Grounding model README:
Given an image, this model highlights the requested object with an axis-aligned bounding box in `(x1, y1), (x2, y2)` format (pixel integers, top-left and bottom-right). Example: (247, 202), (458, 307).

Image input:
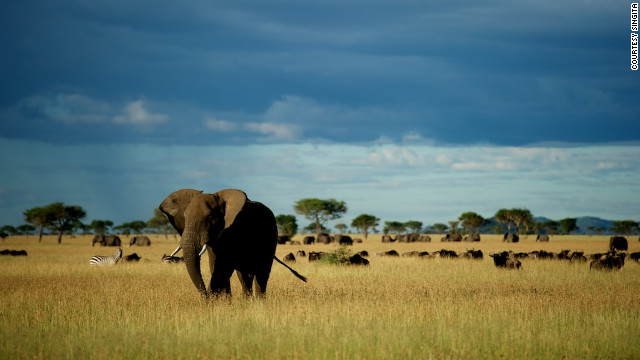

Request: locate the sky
(1, 0), (639, 231)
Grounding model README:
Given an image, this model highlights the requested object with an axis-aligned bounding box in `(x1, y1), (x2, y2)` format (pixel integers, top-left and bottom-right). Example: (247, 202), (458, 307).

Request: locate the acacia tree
(148, 208), (173, 238)
(429, 223), (448, 234)
(294, 198), (347, 237)
(558, 218), (578, 235)
(458, 212), (486, 234)
(610, 220), (639, 235)
(384, 221), (405, 235)
(45, 202), (87, 244)
(90, 220), (113, 235)
(275, 214), (298, 236)
(404, 221), (423, 234)
(24, 206), (50, 242)
(351, 214), (379, 239)
(334, 223), (348, 234)
(511, 209), (533, 234)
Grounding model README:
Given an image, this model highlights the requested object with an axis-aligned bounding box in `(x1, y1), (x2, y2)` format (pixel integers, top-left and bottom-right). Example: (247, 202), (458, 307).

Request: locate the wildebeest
(503, 233), (519, 243)
(283, 253), (296, 262)
(459, 249), (483, 259)
(434, 249), (458, 258)
(335, 235), (353, 246)
(536, 234), (549, 242)
(629, 252), (640, 262)
(308, 251), (328, 262)
(609, 236), (628, 251)
(348, 254), (369, 265)
(0, 249), (27, 256)
(376, 250), (400, 257)
(296, 250), (306, 257)
(590, 252), (626, 271)
(303, 236), (315, 245)
(569, 251), (587, 263)
(161, 254), (184, 264)
(356, 250), (369, 257)
(123, 253), (141, 262)
(490, 251), (521, 269)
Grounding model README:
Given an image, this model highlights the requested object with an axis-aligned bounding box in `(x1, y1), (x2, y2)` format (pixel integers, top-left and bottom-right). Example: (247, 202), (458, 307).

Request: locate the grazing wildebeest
(283, 253), (296, 262)
(376, 250), (400, 257)
(308, 251), (328, 262)
(609, 236), (628, 251)
(348, 254), (369, 265)
(536, 234), (549, 242)
(435, 249), (458, 258)
(296, 250), (306, 257)
(161, 254), (184, 264)
(335, 235), (353, 246)
(569, 251), (587, 263)
(356, 250), (369, 257)
(123, 253), (141, 262)
(490, 251), (521, 269)
(590, 252), (626, 271)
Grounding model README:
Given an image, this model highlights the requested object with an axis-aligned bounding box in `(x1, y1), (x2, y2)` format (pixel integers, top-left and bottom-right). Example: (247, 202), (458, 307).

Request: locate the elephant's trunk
(181, 232), (208, 298)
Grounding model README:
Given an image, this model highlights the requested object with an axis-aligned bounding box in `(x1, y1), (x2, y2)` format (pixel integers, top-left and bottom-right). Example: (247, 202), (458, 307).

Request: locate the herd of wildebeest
(276, 233), (639, 271)
(1, 233), (639, 271)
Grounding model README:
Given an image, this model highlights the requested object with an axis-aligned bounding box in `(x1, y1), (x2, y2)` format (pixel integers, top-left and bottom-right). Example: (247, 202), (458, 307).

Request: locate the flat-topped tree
(294, 198), (347, 237)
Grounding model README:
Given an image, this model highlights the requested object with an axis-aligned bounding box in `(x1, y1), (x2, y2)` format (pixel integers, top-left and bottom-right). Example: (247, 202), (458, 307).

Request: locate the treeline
(281, 200), (639, 237)
(0, 202), (172, 243)
(2, 199), (638, 243)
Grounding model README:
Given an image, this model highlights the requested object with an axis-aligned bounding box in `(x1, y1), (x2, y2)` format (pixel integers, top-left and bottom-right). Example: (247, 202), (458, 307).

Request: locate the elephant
(463, 233), (481, 242)
(303, 236), (315, 245)
(159, 188), (306, 299)
(536, 234), (549, 242)
(441, 233), (462, 242)
(129, 235), (151, 246)
(503, 233), (519, 243)
(381, 235), (395, 243)
(92, 234), (122, 247)
(609, 236), (628, 251)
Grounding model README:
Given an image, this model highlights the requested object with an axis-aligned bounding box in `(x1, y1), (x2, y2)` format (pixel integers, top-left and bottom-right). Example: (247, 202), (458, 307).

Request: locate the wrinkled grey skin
(129, 235), (151, 246)
(92, 234), (122, 247)
(160, 189), (304, 299)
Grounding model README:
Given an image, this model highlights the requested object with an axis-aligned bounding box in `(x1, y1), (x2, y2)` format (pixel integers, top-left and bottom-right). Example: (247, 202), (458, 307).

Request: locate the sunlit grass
(0, 234), (639, 359)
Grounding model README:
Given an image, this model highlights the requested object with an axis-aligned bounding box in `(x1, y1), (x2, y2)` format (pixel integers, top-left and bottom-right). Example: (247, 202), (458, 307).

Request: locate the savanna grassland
(1, 234), (639, 359)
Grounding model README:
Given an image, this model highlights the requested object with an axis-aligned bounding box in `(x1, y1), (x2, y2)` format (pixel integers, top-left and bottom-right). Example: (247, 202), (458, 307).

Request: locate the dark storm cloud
(1, 0), (638, 145)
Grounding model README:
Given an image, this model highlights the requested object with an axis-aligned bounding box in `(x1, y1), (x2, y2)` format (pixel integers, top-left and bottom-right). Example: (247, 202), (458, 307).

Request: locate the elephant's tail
(273, 256), (307, 282)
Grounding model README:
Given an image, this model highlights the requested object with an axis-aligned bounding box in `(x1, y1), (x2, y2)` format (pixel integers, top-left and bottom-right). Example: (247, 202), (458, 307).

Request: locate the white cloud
(204, 116), (238, 132)
(113, 99), (168, 125)
(244, 122), (300, 140)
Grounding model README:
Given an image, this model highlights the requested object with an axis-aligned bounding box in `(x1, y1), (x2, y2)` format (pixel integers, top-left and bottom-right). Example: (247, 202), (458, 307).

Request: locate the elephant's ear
(159, 189), (203, 235)
(214, 189), (247, 230)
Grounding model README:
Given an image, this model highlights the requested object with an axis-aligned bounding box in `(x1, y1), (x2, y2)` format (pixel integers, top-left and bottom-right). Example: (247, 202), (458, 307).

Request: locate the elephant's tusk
(198, 244), (208, 257)
(170, 245), (182, 257)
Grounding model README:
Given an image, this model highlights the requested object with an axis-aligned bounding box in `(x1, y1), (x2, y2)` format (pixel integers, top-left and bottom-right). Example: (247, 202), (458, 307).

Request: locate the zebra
(89, 247), (123, 266)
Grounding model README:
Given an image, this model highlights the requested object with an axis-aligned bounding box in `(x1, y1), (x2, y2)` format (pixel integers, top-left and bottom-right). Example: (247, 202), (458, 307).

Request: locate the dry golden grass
(1, 234), (639, 359)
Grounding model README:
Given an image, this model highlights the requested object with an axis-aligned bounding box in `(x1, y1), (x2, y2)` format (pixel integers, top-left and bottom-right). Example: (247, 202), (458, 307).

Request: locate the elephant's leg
(254, 272), (271, 298)
(236, 271), (255, 297)
(209, 264), (234, 297)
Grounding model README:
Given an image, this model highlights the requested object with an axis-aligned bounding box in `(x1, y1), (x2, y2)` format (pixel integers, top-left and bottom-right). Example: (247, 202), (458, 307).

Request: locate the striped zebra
(89, 247), (123, 266)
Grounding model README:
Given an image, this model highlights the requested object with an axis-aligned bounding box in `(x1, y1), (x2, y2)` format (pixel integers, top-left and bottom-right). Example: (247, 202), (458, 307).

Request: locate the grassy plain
(1, 234), (639, 359)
